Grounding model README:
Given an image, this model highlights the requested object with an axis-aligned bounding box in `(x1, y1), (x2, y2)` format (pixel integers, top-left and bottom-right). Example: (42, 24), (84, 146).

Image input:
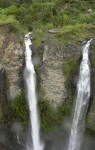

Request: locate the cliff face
(0, 26), (24, 149)
(40, 38), (80, 108)
(0, 26), (24, 101)
(40, 38), (95, 133)
(0, 26), (95, 135)
(86, 40), (95, 131)
(40, 39), (67, 108)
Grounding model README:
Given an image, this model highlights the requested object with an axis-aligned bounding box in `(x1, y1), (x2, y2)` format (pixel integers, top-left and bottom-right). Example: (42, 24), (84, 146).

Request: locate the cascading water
(68, 40), (92, 150)
(24, 32), (44, 150)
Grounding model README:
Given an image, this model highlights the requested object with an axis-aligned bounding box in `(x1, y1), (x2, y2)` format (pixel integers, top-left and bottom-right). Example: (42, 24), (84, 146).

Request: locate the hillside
(0, 1), (95, 45)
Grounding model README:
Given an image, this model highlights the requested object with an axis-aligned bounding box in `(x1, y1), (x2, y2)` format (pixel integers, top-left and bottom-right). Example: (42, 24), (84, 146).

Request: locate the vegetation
(39, 98), (58, 132)
(0, 88), (72, 132)
(64, 59), (78, 80)
(8, 91), (29, 125)
(0, 1), (95, 44)
(39, 98), (73, 132)
(86, 104), (95, 137)
(0, 0), (95, 134)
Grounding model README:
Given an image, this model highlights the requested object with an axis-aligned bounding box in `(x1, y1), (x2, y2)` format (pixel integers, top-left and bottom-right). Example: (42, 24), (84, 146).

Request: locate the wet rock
(78, 40), (87, 45)
(87, 39), (95, 131)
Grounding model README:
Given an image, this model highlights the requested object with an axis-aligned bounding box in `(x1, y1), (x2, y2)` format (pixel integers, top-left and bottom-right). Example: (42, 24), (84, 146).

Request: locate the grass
(0, 1), (95, 44)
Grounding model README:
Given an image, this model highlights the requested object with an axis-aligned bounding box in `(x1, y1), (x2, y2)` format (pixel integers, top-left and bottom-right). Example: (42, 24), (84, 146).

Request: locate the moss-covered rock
(86, 40), (95, 135)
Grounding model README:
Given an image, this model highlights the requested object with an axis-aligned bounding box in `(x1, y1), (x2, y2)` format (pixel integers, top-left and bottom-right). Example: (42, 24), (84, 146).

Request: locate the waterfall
(24, 32), (44, 150)
(68, 40), (92, 150)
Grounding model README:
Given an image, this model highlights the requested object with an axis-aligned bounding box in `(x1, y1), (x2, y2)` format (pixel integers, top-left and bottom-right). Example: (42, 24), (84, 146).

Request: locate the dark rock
(67, 43), (77, 51)
(86, 39), (95, 131)
(78, 40), (87, 45)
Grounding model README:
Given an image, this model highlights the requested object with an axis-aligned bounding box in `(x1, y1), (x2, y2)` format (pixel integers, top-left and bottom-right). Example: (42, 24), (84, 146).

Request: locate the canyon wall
(0, 26), (95, 134)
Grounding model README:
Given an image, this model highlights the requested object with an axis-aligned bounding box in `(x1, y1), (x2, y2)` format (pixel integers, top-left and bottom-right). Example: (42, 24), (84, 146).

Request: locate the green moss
(64, 59), (77, 80)
(91, 46), (95, 69)
(57, 100), (73, 123)
(39, 99), (58, 132)
(86, 111), (95, 130)
(38, 97), (73, 133)
(85, 128), (95, 138)
(9, 91), (29, 125)
(37, 87), (73, 133)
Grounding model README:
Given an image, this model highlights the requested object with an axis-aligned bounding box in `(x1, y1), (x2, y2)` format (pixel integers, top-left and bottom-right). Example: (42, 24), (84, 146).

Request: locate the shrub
(39, 99), (58, 132)
(9, 91), (29, 125)
(38, 98), (73, 132)
(63, 59), (77, 80)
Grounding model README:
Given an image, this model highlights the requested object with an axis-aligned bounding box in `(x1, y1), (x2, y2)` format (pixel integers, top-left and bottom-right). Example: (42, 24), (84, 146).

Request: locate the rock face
(40, 38), (67, 108)
(0, 25), (24, 149)
(40, 38), (95, 133)
(86, 39), (95, 131)
(0, 25), (95, 135)
(40, 39), (81, 108)
(0, 26), (23, 101)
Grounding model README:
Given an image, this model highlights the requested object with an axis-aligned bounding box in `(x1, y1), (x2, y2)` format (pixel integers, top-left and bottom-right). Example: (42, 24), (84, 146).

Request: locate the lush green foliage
(85, 128), (95, 138)
(39, 99), (58, 132)
(0, 1), (95, 44)
(9, 91), (29, 125)
(5, 88), (73, 132)
(39, 98), (73, 132)
(63, 59), (78, 80)
(36, 83), (73, 132)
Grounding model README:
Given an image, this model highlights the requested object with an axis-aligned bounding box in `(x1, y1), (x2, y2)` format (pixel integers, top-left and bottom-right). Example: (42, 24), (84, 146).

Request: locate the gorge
(0, 25), (95, 150)
(0, 1), (95, 150)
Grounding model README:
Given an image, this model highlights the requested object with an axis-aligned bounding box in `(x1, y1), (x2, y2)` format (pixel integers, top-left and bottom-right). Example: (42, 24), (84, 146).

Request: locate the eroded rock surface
(40, 38), (67, 108)
(0, 25), (23, 101)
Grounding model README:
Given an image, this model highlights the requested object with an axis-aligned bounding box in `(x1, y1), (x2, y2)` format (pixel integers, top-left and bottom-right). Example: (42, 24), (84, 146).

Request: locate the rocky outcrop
(86, 39), (95, 131)
(0, 25), (24, 101)
(40, 38), (66, 108)
(0, 68), (8, 123)
(0, 25), (24, 149)
(40, 38), (81, 108)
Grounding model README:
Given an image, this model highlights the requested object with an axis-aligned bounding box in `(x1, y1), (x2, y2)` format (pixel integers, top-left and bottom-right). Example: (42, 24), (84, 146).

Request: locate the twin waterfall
(24, 32), (91, 150)
(68, 40), (91, 150)
(24, 33), (44, 150)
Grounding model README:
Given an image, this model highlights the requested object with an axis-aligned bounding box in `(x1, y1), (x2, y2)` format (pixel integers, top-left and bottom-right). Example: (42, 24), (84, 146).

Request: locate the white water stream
(68, 40), (92, 150)
(24, 32), (44, 150)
